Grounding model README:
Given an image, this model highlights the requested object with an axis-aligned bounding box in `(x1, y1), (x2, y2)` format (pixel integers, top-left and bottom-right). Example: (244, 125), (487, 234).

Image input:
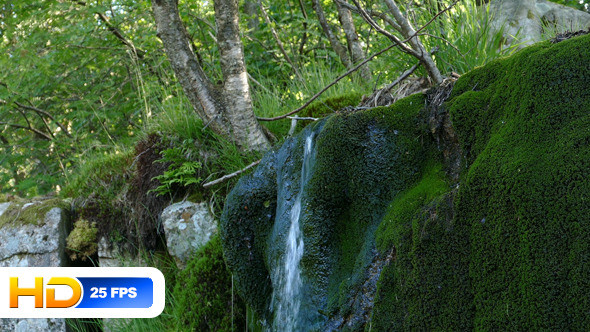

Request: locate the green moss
(0, 198), (67, 228)
(445, 33), (590, 329)
(66, 219), (98, 261)
(172, 235), (246, 331)
(376, 162), (449, 254)
(223, 33), (590, 331)
(300, 93), (363, 119)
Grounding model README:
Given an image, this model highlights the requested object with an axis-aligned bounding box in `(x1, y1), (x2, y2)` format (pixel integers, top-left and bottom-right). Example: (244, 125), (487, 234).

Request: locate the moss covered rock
(221, 93), (434, 329)
(222, 33), (590, 330)
(372, 33), (590, 330)
(172, 235), (246, 331)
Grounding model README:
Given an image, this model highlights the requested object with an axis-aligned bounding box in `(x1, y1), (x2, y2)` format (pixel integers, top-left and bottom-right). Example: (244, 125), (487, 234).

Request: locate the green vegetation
(172, 236), (246, 331)
(3, 0), (589, 330)
(447, 33), (590, 330)
(66, 219), (98, 261)
(370, 32), (590, 331)
(0, 198), (68, 228)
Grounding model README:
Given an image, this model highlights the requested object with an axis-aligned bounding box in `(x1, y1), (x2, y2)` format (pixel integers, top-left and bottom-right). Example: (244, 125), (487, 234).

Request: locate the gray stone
(488, 0), (590, 47)
(161, 201), (217, 269)
(0, 199), (70, 332)
(0, 206), (69, 268)
(98, 236), (142, 267)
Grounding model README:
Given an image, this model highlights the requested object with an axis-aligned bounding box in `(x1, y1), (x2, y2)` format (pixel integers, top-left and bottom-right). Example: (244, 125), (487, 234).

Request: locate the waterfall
(271, 132), (315, 331)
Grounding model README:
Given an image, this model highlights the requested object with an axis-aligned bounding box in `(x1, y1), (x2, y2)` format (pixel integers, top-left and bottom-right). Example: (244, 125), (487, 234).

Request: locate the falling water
(271, 132), (315, 331)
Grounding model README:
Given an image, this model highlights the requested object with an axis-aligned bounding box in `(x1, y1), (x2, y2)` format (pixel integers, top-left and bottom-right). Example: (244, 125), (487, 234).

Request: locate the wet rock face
(0, 199), (70, 332)
(161, 201), (217, 269)
(221, 94), (430, 330)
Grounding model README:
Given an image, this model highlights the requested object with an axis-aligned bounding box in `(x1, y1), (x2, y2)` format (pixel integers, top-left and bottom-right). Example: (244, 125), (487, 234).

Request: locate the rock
(0, 199), (69, 267)
(97, 236), (141, 267)
(0, 198), (70, 332)
(161, 201), (217, 269)
(488, 0), (590, 47)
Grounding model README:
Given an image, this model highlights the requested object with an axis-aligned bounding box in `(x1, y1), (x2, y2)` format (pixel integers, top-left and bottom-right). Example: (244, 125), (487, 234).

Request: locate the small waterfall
(271, 132), (315, 331)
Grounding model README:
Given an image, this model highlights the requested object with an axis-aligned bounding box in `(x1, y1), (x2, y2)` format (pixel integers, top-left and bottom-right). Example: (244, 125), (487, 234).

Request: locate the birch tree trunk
(152, 0), (270, 152)
(311, 0), (352, 68)
(334, 2), (371, 81)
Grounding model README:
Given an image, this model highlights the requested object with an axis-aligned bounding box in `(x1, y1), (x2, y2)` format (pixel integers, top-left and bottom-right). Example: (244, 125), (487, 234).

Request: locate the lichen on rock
(66, 219), (98, 262)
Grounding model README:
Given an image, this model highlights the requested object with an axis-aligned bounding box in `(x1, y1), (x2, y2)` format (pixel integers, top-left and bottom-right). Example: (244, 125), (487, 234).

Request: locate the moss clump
(66, 219), (98, 261)
(371, 170), (469, 331)
(370, 33), (590, 331)
(300, 93), (363, 118)
(375, 162), (449, 254)
(0, 198), (67, 229)
(172, 235), (246, 331)
(445, 33), (590, 330)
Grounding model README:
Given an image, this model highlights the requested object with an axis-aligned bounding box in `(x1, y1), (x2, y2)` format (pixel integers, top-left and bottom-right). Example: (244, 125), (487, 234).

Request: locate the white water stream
(271, 132), (315, 331)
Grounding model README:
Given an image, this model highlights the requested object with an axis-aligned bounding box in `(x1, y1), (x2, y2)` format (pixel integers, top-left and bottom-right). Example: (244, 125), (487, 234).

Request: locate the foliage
(149, 143), (202, 197)
(172, 235), (246, 331)
(66, 219), (98, 261)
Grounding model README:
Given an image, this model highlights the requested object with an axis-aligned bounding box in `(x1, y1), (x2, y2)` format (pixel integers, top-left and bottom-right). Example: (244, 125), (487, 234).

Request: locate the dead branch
(0, 122), (52, 140)
(257, 43), (396, 122)
(14, 101), (72, 137)
(259, 2), (304, 81)
(203, 159), (261, 188)
(72, 0), (145, 58)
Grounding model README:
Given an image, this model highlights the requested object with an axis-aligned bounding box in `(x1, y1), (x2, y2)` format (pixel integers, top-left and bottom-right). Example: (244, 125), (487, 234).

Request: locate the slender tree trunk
(151, 0), (270, 151)
(259, 1), (304, 80)
(383, 0), (443, 84)
(244, 0), (259, 31)
(311, 0), (352, 68)
(334, 1), (371, 81)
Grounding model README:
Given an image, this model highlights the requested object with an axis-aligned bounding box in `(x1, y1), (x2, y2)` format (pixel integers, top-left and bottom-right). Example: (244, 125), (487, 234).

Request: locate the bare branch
(259, 2), (304, 81)
(71, 0), (145, 58)
(0, 122), (52, 140)
(334, 0), (401, 32)
(14, 101), (72, 137)
(257, 44), (396, 122)
(312, 0), (352, 68)
(203, 160), (261, 188)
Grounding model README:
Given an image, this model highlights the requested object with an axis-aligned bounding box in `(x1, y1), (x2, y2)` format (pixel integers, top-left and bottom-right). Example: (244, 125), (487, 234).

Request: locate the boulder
(488, 0), (590, 47)
(0, 198), (70, 332)
(161, 201), (217, 269)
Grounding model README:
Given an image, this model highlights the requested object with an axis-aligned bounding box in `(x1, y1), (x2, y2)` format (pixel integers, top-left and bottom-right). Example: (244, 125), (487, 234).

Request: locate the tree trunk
(311, 0), (352, 68)
(383, 0), (443, 85)
(151, 0), (270, 151)
(244, 0), (259, 31)
(334, 1), (371, 81)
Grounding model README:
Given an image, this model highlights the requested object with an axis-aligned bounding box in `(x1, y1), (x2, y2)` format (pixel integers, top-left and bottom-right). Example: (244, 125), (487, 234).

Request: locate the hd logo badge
(0, 267), (165, 318)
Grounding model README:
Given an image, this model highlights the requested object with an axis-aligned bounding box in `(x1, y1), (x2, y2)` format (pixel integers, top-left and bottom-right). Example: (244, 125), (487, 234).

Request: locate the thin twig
(412, 0), (460, 38)
(14, 101), (72, 137)
(203, 160), (261, 188)
(0, 122), (52, 140)
(257, 43), (396, 121)
(417, 33), (464, 56)
(259, 1), (304, 81)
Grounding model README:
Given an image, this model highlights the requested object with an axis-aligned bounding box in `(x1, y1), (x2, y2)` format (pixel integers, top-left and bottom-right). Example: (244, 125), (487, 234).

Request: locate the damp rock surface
(221, 34), (590, 331)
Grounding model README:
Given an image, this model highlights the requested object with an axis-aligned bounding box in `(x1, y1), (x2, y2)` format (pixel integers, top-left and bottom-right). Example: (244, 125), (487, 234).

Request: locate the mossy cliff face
(221, 33), (590, 330)
(446, 33), (590, 330)
(221, 94), (432, 329)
